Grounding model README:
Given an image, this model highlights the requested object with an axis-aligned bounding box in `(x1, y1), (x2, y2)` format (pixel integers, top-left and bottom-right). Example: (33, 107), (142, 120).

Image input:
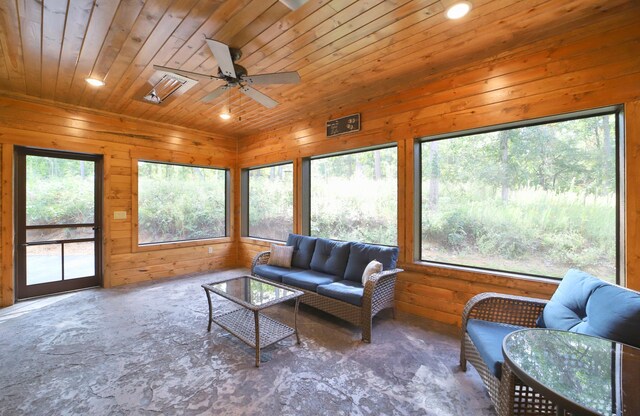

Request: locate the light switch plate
(114, 211), (127, 220)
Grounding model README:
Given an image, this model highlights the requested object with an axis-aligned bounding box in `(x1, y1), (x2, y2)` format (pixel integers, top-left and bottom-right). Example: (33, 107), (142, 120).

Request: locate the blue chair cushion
(317, 280), (364, 306)
(466, 319), (524, 379)
(585, 284), (640, 347)
(538, 269), (605, 330)
(343, 242), (399, 283)
(253, 264), (303, 282)
(539, 269), (640, 347)
(286, 234), (317, 269)
(309, 238), (351, 277)
(282, 270), (341, 292)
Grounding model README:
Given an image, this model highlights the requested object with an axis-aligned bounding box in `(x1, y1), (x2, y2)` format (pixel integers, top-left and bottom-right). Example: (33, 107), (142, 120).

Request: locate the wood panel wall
(0, 95), (237, 306)
(237, 12), (640, 326)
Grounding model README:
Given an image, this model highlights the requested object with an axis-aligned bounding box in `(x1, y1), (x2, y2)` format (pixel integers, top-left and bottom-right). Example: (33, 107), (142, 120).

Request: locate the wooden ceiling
(0, 0), (636, 137)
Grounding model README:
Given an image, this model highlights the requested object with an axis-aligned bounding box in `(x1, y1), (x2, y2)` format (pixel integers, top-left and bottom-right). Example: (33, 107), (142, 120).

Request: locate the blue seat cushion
(466, 319), (524, 379)
(309, 238), (351, 277)
(538, 269), (640, 348)
(286, 234), (317, 269)
(282, 270), (341, 292)
(343, 242), (399, 283)
(253, 264), (303, 282)
(317, 280), (364, 306)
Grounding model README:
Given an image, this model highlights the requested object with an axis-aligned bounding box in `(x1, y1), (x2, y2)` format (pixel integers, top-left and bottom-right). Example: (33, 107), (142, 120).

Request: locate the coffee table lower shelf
(211, 308), (297, 365)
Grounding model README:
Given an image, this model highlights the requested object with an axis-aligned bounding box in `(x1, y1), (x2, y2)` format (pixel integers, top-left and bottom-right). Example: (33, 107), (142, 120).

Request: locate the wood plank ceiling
(0, 0), (637, 137)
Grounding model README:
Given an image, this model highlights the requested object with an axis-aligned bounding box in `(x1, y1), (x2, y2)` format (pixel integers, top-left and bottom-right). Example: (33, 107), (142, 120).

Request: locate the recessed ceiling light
(446, 1), (472, 19)
(85, 78), (105, 87)
(219, 112), (231, 120)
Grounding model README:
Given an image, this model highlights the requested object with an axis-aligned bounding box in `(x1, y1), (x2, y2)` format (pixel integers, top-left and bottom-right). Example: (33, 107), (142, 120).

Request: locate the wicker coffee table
(202, 275), (303, 367)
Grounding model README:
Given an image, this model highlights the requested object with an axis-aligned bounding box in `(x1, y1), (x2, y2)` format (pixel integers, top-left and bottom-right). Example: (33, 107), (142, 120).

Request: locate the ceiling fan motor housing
(218, 64), (248, 83)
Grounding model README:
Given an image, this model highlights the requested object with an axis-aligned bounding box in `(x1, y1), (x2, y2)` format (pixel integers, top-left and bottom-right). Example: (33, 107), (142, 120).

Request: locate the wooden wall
(0, 95), (237, 306)
(237, 11), (640, 326)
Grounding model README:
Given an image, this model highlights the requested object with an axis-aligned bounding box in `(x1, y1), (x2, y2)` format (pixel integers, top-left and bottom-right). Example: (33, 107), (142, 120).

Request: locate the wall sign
(326, 113), (361, 137)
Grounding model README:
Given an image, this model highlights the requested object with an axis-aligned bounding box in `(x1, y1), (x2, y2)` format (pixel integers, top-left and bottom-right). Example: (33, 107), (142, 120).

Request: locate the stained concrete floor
(0, 268), (495, 415)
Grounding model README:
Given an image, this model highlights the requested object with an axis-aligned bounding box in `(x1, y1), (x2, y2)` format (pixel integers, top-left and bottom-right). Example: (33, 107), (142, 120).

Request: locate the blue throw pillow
(343, 242), (399, 283)
(309, 238), (351, 277)
(286, 234), (317, 269)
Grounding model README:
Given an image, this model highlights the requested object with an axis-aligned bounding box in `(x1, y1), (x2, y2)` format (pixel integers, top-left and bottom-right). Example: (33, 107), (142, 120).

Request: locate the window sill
(407, 260), (561, 286)
(240, 236), (286, 246)
(134, 236), (232, 252)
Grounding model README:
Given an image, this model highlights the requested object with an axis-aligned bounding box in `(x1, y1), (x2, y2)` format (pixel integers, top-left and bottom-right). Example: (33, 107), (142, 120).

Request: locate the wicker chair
(460, 292), (557, 416)
(252, 250), (402, 343)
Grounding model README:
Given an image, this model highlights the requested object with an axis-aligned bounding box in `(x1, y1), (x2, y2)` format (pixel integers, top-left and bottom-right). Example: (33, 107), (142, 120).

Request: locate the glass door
(15, 148), (102, 299)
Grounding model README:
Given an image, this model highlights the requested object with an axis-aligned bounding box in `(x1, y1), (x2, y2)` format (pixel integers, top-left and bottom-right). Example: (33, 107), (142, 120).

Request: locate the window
(245, 163), (293, 241)
(419, 109), (621, 283)
(137, 161), (227, 245)
(309, 147), (397, 245)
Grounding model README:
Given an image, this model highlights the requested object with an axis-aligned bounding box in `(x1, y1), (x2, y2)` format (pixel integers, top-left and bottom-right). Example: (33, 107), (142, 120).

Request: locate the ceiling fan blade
(201, 85), (231, 103)
(243, 71), (301, 85)
(153, 65), (220, 81)
(205, 38), (237, 78)
(240, 86), (278, 109)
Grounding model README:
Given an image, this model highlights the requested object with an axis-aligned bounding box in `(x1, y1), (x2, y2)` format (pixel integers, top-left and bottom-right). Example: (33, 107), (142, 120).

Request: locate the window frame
(415, 106), (624, 284)
(241, 161), (294, 242)
(303, 144), (399, 246)
(133, 159), (230, 251)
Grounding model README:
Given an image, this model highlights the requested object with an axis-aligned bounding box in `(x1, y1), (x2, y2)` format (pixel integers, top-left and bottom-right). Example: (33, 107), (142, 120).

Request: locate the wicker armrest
(462, 292), (548, 331)
(364, 268), (403, 290)
(251, 251), (271, 275)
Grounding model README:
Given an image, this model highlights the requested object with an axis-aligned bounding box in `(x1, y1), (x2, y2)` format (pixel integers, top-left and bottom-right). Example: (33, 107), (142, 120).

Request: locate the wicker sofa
(251, 233), (403, 342)
(460, 269), (640, 416)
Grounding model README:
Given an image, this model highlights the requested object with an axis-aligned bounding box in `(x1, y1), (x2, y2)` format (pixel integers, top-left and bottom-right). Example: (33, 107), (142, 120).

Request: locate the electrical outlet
(208, 247), (213, 254)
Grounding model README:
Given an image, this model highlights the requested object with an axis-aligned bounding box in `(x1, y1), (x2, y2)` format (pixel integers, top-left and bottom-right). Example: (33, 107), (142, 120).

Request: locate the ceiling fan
(153, 38), (300, 109)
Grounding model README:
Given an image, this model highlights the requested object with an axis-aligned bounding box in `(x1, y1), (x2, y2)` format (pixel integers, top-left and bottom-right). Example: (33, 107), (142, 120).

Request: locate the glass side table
(502, 328), (640, 416)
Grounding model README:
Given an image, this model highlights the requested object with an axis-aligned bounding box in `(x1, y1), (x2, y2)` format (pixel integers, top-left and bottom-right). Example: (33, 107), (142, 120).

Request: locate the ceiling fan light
(219, 112), (231, 120)
(446, 1), (472, 19)
(85, 77), (105, 87)
(279, 0), (308, 11)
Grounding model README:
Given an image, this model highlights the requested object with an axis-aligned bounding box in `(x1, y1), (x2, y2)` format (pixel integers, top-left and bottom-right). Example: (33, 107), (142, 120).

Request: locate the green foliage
(138, 163), (226, 243)
(421, 113), (618, 281)
(248, 165), (293, 241)
(27, 177), (95, 225)
(310, 147), (398, 246)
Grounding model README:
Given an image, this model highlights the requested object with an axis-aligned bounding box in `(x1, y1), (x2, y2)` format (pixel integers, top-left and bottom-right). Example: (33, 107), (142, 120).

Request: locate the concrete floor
(0, 268), (495, 416)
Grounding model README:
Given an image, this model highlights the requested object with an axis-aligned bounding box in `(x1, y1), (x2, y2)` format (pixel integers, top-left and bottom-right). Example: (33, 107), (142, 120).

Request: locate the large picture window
(247, 163), (293, 241)
(310, 147), (397, 246)
(138, 161), (227, 245)
(420, 109), (620, 283)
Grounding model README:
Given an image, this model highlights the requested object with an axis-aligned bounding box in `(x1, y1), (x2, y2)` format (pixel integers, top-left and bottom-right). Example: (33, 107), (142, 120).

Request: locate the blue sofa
(460, 269), (640, 415)
(251, 233), (403, 342)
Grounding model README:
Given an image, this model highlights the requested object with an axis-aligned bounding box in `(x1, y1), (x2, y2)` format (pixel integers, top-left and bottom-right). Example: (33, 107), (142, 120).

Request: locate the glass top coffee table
(202, 275), (303, 367)
(503, 328), (640, 416)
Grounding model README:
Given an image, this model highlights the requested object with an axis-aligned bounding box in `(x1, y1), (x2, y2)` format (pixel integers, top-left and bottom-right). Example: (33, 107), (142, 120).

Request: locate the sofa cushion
(466, 319), (525, 379)
(286, 234), (317, 269)
(343, 242), (399, 283)
(253, 264), (303, 282)
(282, 270), (341, 292)
(309, 238), (351, 277)
(317, 280), (364, 306)
(539, 269), (640, 348)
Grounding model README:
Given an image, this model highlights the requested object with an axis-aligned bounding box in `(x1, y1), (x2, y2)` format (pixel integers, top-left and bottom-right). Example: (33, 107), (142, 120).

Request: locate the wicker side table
(202, 275), (303, 367)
